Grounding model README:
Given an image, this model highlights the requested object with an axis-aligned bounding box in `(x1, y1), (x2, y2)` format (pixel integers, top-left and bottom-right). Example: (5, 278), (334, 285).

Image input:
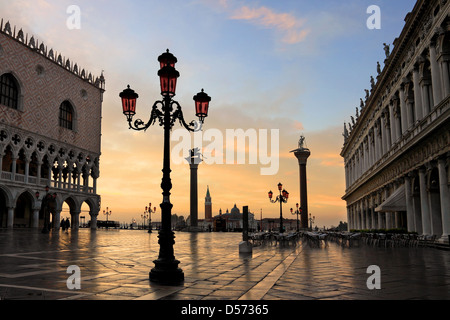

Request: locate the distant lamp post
(290, 203), (302, 232)
(268, 182), (289, 233)
(119, 49), (211, 285)
(309, 213), (315, 230)
(146, 203), (157, 233)
(103, 207), (112, 228)
(142, 209), (149, 230)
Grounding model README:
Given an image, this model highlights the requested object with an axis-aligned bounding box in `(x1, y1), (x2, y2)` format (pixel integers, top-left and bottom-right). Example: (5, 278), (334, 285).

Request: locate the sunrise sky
(0, 0), (417, 228)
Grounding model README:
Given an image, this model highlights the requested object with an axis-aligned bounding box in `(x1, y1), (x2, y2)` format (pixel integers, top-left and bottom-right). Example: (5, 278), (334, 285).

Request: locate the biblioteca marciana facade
(0, 19), (105, 229)
(342, 0), (450, 243)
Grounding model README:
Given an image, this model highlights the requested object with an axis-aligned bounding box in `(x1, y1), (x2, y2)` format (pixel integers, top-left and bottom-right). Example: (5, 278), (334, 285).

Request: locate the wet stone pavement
(0, 229), (449, 302)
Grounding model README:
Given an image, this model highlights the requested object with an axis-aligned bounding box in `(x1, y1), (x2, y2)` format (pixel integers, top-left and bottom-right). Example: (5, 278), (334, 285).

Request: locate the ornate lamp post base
(150, 259), (184, 284)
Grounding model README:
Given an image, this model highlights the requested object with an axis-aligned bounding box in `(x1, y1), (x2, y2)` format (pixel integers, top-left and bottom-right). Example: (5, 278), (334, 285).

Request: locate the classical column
(376, 193), (384, 229)
(11, 155), (17, 181)
(419, 168), (431, 235)
(437, 32), (450, 97)
(47, 162), (52, 187)
(24, 156), (30, 184)
(379, 118), (386, 156)
(413, 65), (423, 121)
(389, 101), (397, 143)
(36, 159), (42, 186)
(0, 148), (3, 174)
(53, 210), (61, 230)
(185, 149), (201, 231)
(90, 209), (98, 230)
(7, 207), (14, 229)
(374, 122), (380, 161)
(67, 163), (73, 191)
(404, 78), (416, 128)
(72, 211), (80, 230)
(405, 175), (415, 233)
(368, 134), (373, 168)
(399, 84), (408, 134)
(345, 163), (349, 189)
(75, 167), (81, 192)
(293, 145), (311, 229)
(57, 165), (63, 189)
(348, 207), (352, 230)
(430, 40), (443, 105)
(365, 198), (371, 230)
(438, 158), (450, 242)
(32, 209), (40, 228)
(384, 189), (392, 230)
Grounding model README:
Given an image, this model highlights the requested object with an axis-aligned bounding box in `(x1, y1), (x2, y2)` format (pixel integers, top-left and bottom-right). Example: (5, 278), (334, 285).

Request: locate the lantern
(278, 183), (282, 191)
(158, 65), (180, 97)
(120, 85), (139, 121)
(158, 49), (177, 69)
(193, 89), (211, 123)
(268, 190), (273, 199)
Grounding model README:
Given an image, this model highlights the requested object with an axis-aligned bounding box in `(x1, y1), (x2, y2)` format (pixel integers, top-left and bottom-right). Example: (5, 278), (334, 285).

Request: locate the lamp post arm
(171, 101), (201, 132)
(128, 101), (164, 131)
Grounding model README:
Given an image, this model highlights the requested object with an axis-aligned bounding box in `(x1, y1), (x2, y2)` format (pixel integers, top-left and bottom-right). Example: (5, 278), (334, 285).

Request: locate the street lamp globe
(193, 89), (211, 123)
(158, 49), (177, 69)
(120, 85), (139, 122)
(158, 65), (180, 97)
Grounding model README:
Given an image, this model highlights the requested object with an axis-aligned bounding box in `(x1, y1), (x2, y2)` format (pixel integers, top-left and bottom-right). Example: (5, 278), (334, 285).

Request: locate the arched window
(0, 73), (19, 109)
(59, 101), (74, 130)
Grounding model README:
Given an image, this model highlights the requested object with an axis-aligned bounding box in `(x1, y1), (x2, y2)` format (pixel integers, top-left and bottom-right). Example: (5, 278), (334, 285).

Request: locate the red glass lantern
(290, 208), (293, 213)
(120, 85), (139, 121)
(268, 190), (273, 199)
(158, 49), (177, 69)
(158, 65), (180, 97)
(285, 191), (289, 199)
(193, 89), (211, 123)
(296, 203), (299, 209)
(154, 207), (156, 212)
(278, 183), (282, 191)
(282, 189), (287, 198)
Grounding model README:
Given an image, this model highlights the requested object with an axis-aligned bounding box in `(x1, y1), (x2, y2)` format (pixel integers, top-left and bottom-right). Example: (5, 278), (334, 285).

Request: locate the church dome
(230, 204), (240, 215)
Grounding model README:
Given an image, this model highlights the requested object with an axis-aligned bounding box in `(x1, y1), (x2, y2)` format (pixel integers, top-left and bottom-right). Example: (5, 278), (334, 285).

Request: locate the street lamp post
(309, 213), (315, 230)
(290, 203), (302, 232)
(147, 203), (157, 233)
(142, 209), (148, 230)
(103, 207), (112, 228)
(268, 182), (289, 233)
(119, 49), (211, 285)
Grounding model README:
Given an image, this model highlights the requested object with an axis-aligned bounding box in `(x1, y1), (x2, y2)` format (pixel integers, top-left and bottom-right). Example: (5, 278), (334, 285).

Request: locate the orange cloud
(230, 5), (310, 44)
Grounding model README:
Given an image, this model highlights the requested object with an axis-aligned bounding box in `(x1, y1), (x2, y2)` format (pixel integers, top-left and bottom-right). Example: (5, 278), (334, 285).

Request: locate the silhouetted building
(0, 19), (105, 229)
(341, 1), (449, 243)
